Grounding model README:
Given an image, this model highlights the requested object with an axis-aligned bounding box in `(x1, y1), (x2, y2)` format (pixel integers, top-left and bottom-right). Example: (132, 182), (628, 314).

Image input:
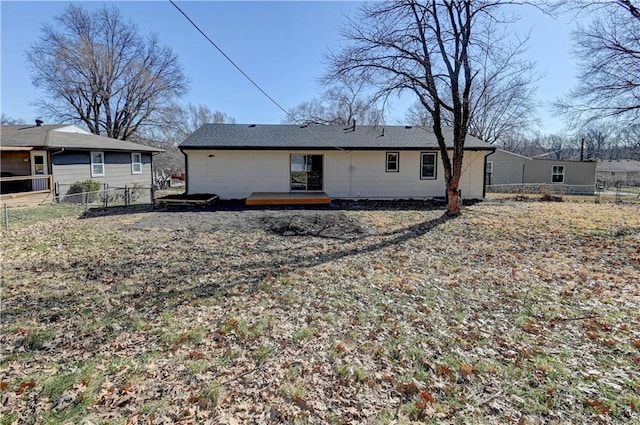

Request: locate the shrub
(129, 183), (143, 202)
(64, 180), (101, 203)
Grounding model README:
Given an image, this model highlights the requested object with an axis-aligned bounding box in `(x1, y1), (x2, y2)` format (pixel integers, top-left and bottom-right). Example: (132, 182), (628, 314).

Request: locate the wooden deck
(246, 192), (331, 206)
(0, 190), (54, 207)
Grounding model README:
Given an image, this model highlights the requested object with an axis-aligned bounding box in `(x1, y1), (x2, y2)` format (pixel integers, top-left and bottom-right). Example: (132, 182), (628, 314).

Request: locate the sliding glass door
(290, 154), (323, 191)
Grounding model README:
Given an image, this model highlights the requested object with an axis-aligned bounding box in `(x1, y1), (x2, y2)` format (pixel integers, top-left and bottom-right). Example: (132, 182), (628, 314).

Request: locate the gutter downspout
(151, 151), (161, 193)
(483, 149), (495, 199)
(180, 148), (188, 194)
(49, 148), (65, 199)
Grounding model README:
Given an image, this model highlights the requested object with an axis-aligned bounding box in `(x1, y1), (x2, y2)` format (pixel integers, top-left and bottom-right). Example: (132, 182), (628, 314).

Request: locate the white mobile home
(180, 124), (495, 201)
(487, 149), (597, 189)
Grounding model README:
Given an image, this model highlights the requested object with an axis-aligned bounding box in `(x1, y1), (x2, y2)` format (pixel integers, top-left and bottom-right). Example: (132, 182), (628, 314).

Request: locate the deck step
(246, 192), (331, 206)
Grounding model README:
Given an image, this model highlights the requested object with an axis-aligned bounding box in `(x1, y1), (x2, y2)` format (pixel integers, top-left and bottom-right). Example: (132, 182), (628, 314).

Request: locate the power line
(169, 0), (295, 121)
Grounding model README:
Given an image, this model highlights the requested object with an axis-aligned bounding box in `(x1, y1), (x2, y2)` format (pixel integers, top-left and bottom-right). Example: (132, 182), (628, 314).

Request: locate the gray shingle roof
(1, 124), (162, 152)
(180, 124), (494, 151)
(597, 159), (640, 172)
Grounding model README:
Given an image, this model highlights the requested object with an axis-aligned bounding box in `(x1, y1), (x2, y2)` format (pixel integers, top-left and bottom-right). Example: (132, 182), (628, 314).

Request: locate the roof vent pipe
(35, 119), (44, 126)
(352, 120), (356, 131)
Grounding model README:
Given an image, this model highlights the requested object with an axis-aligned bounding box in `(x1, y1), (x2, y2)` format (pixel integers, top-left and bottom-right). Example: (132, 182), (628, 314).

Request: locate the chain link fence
(54, 182), (154, 208)
(487, 182), (640, 203)
(486, 183), (596, 196)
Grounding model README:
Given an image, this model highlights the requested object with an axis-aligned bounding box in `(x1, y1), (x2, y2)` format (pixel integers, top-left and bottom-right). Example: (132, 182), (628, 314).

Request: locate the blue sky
(1, 1), (578, 133)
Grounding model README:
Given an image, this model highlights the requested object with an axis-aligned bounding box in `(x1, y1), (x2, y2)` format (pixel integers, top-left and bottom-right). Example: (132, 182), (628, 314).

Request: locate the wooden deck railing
(0, 174), (53, 195)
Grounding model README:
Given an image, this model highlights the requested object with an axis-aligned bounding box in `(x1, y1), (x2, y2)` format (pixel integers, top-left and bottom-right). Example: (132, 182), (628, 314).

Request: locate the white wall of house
(185, 149), (489, 200)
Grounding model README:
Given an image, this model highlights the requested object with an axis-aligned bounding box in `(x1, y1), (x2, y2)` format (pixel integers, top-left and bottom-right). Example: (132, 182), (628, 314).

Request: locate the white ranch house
(179, 124), (495, 202)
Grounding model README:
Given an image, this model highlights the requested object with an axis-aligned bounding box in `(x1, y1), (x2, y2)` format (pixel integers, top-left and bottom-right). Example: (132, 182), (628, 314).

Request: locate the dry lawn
(1, 200), (639, 424)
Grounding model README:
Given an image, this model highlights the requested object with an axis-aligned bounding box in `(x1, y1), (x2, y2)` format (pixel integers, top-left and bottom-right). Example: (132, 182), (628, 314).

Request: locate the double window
(132, 152), (142, 174)
(386, 152), (399, 172)
(552, 165), (565, 183)
(420, 152), (437, 179)
(91, 152), (105, 177)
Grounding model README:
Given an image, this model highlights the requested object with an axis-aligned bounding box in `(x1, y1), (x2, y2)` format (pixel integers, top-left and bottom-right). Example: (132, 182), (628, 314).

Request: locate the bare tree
(26, 4), (188, 141)
(579, 124), (612, 160)
(555, 0), (640, 127)
(467, 25), (539, 145)
(284, 76), (384, 126)
(1, 115), (27, 125)
(405, 101), (434, 127)
(497, 132), (546, 157)
(407, 53), (539, 146)
(327, 1), (534, 215)
(132, 103), (236, 180)
(537, 133), (576, 160)
(162, 103), (236, 140)
(614, 124), (640, 159)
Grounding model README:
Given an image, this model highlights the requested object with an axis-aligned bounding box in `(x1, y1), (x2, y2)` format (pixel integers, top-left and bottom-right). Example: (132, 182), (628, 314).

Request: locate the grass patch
(1, 203), (84, 230)
(1, 201), (639, 423)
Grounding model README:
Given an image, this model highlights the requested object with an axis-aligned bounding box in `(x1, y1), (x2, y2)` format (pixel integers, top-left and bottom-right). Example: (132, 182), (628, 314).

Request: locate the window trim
(420, 152), (437, 180)
(131, 152), (142, 174)
(90, 151), (105, 177)
(386, 152), (399, 172)
(486, 160), (494, 174)
(552, 165), (565, 183)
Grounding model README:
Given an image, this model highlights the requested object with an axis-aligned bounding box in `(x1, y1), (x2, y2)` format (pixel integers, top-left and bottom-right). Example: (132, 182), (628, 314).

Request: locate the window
(290, 155), (323, 191)
(486, 161), (494, 174)
(552, 165), (565, 183)
(131, 152), (142, 174)
(386, 152), (399, 172)
(420, 152), (437, 179)
(91, 152), (105, 177)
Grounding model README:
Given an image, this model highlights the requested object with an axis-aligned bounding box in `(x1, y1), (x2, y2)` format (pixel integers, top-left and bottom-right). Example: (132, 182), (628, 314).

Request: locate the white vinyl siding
(131, 152), (142, 174)
(91, 152), (105, 177)
(185, 149), (489, 200)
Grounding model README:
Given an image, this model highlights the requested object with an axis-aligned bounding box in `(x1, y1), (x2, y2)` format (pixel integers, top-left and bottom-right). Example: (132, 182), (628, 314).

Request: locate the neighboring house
(179, 124), (495, 201)
(1, 123), (161, 206)
(486, 149), (597, 192)
(597, 160), (640, 186)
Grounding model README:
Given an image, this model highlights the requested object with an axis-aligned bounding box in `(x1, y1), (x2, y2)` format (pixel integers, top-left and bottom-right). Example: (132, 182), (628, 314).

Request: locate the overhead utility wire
(169, 0), (295, 121)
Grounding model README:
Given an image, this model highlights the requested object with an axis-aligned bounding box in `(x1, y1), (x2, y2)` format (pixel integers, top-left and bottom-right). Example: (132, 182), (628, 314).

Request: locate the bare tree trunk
(326, 1), (534, 216)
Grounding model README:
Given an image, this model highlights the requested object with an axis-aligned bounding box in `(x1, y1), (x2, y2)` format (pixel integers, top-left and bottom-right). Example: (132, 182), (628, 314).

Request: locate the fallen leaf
(585, 399), (612, 415)
(460, 364), (474, 379)
(420, 391), (435, 404)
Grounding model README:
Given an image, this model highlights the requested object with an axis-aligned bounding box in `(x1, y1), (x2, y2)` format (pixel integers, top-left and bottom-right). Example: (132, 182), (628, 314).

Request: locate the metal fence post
(4, 203), (8, 231)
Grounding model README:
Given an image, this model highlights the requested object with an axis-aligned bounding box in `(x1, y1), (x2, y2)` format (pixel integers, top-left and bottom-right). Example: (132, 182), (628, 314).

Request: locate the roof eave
(180, 145), (494, 151)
